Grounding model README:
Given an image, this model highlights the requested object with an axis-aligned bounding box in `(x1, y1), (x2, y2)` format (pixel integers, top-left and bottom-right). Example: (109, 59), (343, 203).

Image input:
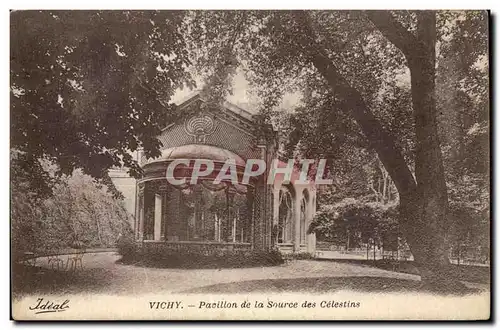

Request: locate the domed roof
(144, 144), (246, 167)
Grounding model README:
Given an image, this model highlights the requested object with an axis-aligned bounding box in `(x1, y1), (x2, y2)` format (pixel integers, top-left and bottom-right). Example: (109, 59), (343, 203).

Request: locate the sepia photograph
(9, 8), (490, 321)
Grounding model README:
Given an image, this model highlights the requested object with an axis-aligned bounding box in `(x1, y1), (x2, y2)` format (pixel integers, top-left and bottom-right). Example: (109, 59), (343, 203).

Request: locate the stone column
(225, 186), (236, 242)
(307, 190), (316, 255)
(159, 181), (168, 241)
(293, 188), (303, 252)
(247, 186), (255, 247)
(253, 184), (264, 250)
(253, 142), (267, 251)
(137, 183), (145, 241)
(154, 193), (162, 241)
(271, 188), (280, 247)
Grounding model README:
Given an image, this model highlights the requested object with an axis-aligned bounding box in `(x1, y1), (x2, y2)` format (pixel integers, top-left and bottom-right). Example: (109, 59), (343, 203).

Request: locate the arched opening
(277, 186), (293, 244)
(300, 197), (307, 245)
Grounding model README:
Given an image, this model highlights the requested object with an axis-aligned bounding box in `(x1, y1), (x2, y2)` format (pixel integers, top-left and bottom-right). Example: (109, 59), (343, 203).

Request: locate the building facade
(111, 93), (317, 255)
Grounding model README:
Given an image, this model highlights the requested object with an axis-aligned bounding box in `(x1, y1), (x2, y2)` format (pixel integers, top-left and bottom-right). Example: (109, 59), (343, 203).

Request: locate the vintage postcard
(10, 9), (490, 321)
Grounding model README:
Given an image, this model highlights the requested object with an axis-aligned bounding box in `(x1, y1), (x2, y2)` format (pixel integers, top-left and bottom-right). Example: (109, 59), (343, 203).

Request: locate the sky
(171, 69), (301, 114)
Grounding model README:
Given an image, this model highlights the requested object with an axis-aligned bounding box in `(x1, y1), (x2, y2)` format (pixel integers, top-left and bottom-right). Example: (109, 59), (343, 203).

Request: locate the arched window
(277, 187), (293, 244)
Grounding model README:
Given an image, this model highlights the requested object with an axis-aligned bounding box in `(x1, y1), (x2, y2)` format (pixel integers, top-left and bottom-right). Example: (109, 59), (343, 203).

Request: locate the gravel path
(19, 252), (421, 296)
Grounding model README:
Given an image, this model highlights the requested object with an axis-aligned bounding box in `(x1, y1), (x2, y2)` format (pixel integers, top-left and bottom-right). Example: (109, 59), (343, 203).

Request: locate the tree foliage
(185, 10), (489, 281)
(11, 10), (195, 195)
(12, 163), (132, 259)
(309, 198), (400, 250)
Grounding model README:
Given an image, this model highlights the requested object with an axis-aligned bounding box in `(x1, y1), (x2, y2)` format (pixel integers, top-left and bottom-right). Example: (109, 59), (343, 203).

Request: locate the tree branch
(363, 10), (420, 60)
(291, 11), (417, 197)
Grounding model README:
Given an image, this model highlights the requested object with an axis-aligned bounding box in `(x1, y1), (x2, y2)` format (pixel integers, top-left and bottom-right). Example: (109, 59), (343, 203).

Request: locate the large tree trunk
(368, 11), (453, 286)
(293, 11), (457, 287)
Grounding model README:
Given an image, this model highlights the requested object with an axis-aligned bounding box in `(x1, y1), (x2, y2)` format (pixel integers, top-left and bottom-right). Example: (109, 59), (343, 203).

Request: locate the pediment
(153, 92), (261, 161)
(166, 92), (256, 136)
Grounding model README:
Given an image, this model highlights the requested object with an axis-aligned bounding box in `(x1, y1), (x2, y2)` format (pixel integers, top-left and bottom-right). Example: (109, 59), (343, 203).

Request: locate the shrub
(11, 166), (134, 258)
(118, 247), (285, 269)
(285, 252), (313, 260)
(251, 249), (285, 265)
(116, 234), (137, 260)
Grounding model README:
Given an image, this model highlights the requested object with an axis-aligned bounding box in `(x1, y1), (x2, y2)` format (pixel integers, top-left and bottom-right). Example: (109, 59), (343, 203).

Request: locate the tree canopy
(12, 160), (132, 259)
(11, 10), (195, 195)
(184, 10), (489, 284)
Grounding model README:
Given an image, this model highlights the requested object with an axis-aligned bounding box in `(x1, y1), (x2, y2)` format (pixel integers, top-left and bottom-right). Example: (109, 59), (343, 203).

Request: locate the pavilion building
(111, 92), (317, 255)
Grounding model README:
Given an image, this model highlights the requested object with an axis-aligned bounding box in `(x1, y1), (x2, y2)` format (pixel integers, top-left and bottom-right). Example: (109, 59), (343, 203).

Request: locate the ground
(12, 252), (489, 298)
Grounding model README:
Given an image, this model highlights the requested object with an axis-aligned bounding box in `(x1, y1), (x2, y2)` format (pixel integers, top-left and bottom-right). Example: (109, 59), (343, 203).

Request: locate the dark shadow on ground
(315, 259), (490, 284)
(12, 258), (488, 298)
(11, 263), (115, 298)
(178, 276), (482, 296)
(115, 252), (285, 269)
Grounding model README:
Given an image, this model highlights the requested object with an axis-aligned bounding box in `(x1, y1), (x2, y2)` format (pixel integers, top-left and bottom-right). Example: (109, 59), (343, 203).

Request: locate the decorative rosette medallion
(184, 115), (216, 143)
